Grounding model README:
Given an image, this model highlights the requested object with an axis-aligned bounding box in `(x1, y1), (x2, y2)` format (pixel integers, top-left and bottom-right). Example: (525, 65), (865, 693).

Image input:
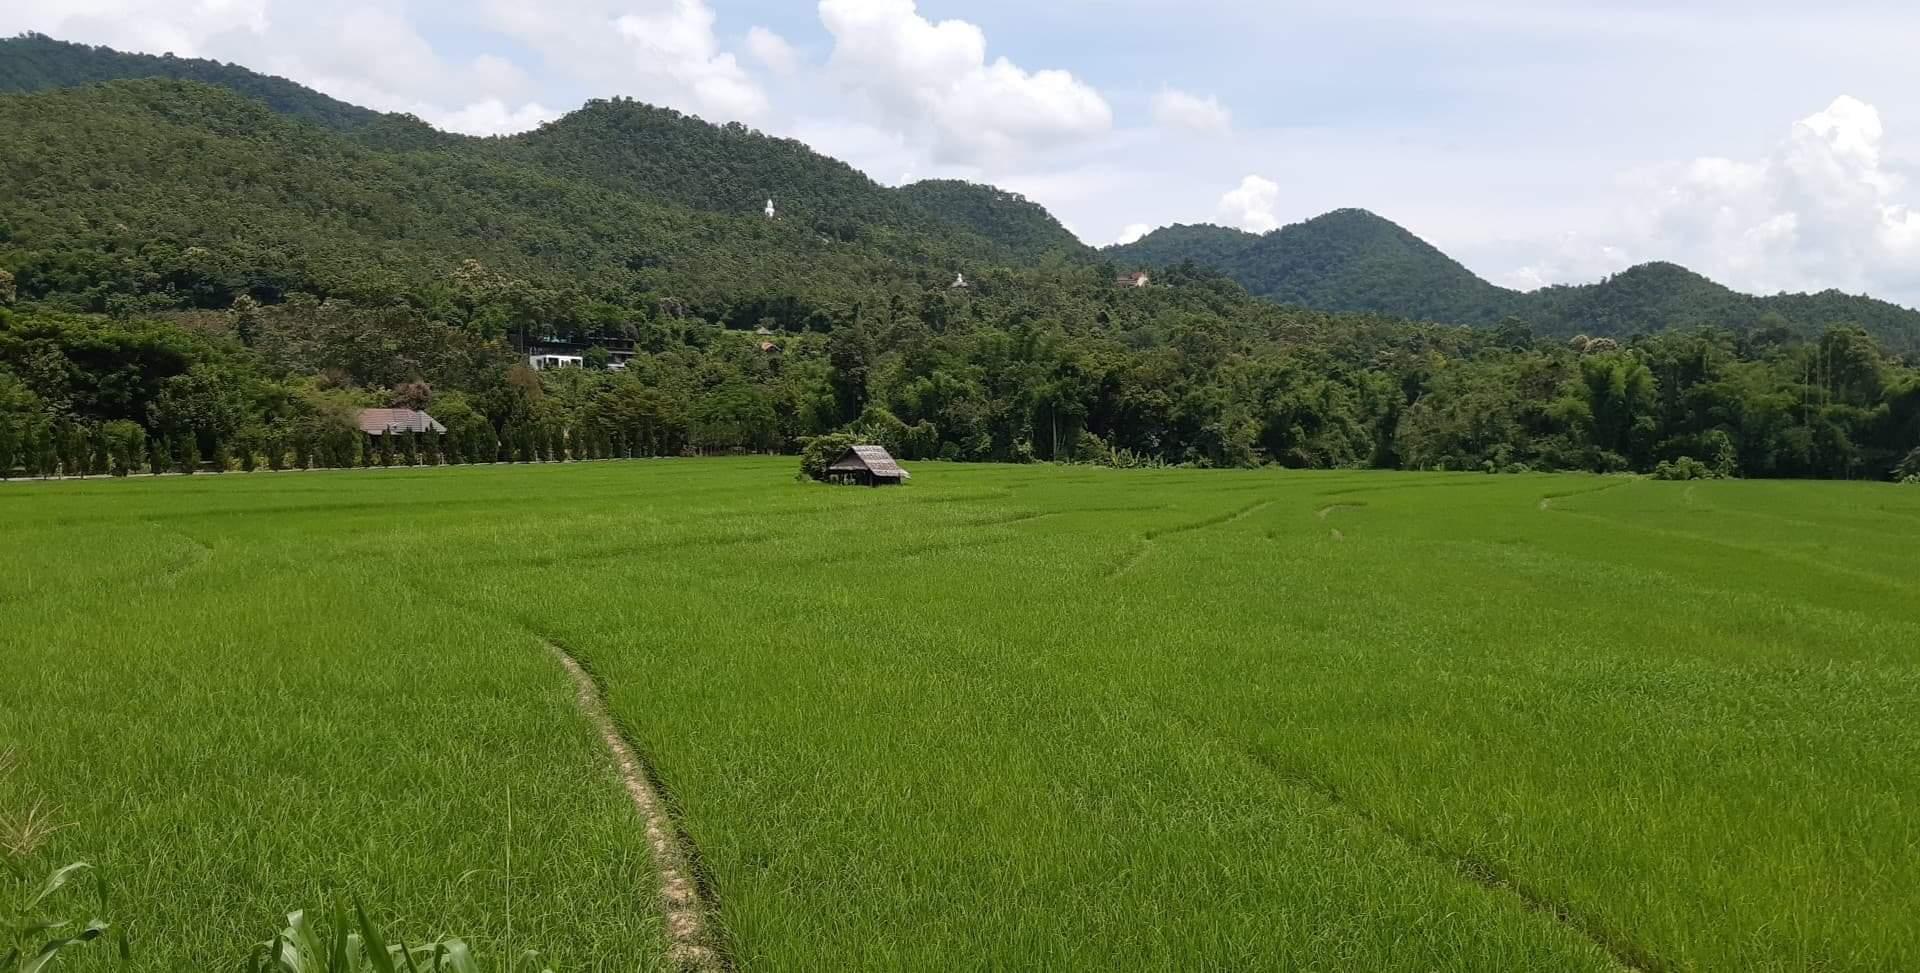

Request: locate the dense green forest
(0, 31), (456, 151)
(0, 34), (1052, 259)
(896, 180), (1092, 262)
(1112, 211), (1513, 325)
(1, 34), (1917, 482)
(6, 270), (1917, 482)
(1108, 211), (1920, 351)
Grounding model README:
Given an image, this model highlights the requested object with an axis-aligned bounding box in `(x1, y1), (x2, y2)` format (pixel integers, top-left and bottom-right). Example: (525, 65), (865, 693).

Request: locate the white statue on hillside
(764, 198), (777, 219)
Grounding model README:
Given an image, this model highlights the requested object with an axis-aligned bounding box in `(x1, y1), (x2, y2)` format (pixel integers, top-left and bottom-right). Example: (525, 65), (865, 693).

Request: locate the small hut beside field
(356, 408), (447, 436)
(826, 445), (909, 487)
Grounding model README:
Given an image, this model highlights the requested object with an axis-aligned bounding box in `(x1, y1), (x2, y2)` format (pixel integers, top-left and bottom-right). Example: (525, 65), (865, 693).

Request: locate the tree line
(3, 257), (1916, 483)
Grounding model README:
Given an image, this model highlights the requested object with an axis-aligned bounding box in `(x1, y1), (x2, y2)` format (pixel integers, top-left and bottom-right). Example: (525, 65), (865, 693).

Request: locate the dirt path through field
(547, 640), (726, 972)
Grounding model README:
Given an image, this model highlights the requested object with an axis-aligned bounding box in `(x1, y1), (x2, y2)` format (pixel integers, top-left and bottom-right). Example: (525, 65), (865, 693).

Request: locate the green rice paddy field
(3, 459), (1918, 971)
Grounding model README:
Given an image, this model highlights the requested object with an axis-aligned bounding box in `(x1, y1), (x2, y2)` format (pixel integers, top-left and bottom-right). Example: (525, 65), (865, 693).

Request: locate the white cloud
(612, 3), (766, 120)
(478, 0), (766, 123)
(433, 100), (562, 137)
(1116, 223), (1154, 245)
(786, 118), (923, 186)
(1633, 95), (1920, 300)
(1487, 96), (1920, 305)
(1151, 89), (1231, 134)
(0, 0), (269, 58)
(1219, 175), (1282, 233)
(816, 0), (1112, 165)
(10, 1), (560, 135)
(746, 26), (800, 75)
(1501, 232), (1631, 291)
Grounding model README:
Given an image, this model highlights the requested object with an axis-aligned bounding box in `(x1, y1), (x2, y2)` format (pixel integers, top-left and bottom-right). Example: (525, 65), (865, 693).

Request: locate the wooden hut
(826, 445), (909, 487)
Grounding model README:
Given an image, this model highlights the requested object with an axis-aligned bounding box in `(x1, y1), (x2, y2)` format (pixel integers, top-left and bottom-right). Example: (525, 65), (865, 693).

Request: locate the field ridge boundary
(545, 638), (728, 973)
(1234, 742), (1658, 973)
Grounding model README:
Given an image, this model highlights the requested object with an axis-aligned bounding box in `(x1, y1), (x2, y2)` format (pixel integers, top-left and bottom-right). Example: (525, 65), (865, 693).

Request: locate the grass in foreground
(3, 460), (1917, 970)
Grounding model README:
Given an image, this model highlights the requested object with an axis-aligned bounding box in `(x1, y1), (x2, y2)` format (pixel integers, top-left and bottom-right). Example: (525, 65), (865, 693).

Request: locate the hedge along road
(3, 458), (1918, 971)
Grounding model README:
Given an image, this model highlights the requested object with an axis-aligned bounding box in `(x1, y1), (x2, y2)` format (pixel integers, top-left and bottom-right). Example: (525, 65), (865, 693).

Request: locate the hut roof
(357, 408), (447, 436)
(828, 445), (907, 478)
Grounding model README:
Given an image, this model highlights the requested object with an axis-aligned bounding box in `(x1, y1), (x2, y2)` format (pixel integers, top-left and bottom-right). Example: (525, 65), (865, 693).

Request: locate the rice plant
(1, 862), (127, 972)
(3, 460), (1918, 969)
(248, 905), (551, 973)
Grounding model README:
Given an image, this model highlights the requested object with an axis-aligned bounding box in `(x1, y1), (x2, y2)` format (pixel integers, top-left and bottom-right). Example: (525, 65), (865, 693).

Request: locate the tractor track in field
(394, 576), (731, 969)
(1537, 477), (1637, 512)
(147, 520), (213, 581)
(1227, 740), (1660, 973)
(1556, 509), (1920, 597)
(1106, 499), (1274, 580)
(1106, 539), (1152, 579)
(544, 638), (728, 973)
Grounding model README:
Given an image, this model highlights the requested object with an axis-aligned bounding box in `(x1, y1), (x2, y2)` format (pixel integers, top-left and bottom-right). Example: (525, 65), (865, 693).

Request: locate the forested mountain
(1521, 262), (1920, 350)
(1111, 210), (1511, 325)
(14, 30), (1916, 350)
(1, 38), (1916, 485)
(0, 80), (1004, 328)
(500, 99), (940, 243)
(1109, 210), (1920, 350)
(896, 180), (1091, 262)
(0, 32), (452, 150)
(1108, 224), (1260, 271)
(0, 34), (1046, 254)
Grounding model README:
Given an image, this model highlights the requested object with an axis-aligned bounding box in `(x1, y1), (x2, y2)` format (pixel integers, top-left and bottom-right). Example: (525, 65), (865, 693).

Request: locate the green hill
(2, 40), (1915, 486)
(0, 32), (451, 149)
(895, 180), (1090, 262)
(0, 80), (995, 327)
(1521, 263), (1920, 347)
(0, 33), (1024, 252)
(1108, 210), (1920, 350)
(1108, 210), (1506, 322)
(499, 98), (937, 242)
(8, 31), (1920, 352)
(1107, 224), (1258, 270)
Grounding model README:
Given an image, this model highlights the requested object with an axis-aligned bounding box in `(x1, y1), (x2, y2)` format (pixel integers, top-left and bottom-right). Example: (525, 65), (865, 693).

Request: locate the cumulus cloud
(476, 0), (765, 122)
(11, 1), (562, 135)
(267, 8), (540, 111)
(1501, 232), (1632, 291)
(1635, 96), (1920, 301)
(1219, 175), (1282, 233)
(1116, 223), (1154, 246)
(1151, 89), (1231, 134)
(1494, 96), (1920, 305)
(816, 0), (1112, 165)
(611, 2), (766, 119)
(0, 0), (269, 58)
(433, 100), (562, 137)
(746, 26), (800, 75)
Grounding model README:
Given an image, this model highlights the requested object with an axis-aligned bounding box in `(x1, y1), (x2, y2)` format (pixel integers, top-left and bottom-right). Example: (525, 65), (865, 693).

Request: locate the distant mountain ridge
(1107, 210), (1920, 349)
(895, 180), (1091, 261)
(0, 34), (1051, 264)
(0, 32), (456, 150)
(8, 31), (1920, 350)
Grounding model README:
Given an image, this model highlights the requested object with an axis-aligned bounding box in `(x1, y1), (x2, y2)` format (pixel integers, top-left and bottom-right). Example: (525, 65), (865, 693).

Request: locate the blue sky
(10, 1), (1920, 305)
